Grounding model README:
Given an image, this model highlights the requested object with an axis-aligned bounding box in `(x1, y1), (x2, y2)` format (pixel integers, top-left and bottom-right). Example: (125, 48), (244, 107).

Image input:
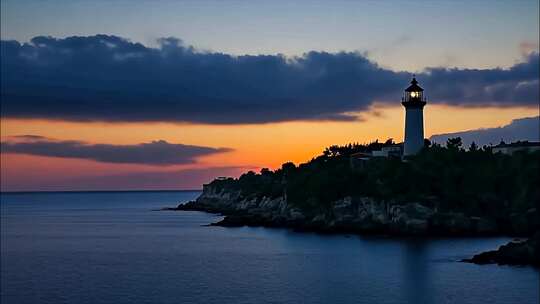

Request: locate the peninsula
(167, 138), (540, 266)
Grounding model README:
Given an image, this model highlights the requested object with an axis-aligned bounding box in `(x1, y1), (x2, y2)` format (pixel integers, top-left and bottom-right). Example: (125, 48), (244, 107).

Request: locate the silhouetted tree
(260, 168), (271, 175)
(446, 137), (463, 150)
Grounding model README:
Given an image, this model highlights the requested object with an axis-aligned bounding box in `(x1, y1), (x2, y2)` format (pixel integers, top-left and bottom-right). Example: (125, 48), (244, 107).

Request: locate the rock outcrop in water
(171, 183), (539, 237)
(462, 232), (540, 267)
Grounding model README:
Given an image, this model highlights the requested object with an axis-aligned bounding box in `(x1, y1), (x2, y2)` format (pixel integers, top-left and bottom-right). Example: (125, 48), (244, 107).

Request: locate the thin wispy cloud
(1, 136), (232, 165)
(1, 35), (538, 124)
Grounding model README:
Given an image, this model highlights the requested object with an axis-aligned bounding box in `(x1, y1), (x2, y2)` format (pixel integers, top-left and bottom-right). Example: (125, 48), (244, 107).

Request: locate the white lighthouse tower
(402, 76), (427, 156)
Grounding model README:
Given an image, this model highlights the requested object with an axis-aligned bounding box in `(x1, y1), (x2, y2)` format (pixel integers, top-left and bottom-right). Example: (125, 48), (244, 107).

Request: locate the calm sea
(1, 191), (538, 304)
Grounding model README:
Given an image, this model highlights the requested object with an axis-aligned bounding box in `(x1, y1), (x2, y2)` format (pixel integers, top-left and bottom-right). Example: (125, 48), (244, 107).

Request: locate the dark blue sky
(2, 0), (538, 71)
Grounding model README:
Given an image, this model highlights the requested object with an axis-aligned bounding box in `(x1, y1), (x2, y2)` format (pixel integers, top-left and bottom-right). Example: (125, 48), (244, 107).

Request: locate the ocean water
(1, 191), (538, 304)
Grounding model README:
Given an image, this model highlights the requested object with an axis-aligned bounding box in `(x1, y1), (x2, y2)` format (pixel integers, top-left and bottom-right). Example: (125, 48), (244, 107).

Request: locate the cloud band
(1, 35), (538, 124)
(1, 135), (232, 165)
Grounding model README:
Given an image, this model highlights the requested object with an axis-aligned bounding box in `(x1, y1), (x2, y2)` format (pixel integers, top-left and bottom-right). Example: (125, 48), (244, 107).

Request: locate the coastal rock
(167, 184), (537, 238)
(310, 214), (327, 227)
(508, 208), (540, 235)
(288, 209), (306, 221)
(388, 203), (434, 234)
(430, 212), (473, 235)
(470, 217), (498, 234)
(463, 232), (540, 267)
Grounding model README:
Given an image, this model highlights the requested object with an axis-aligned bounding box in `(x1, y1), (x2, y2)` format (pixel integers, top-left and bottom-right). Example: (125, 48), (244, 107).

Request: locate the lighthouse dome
(405, 77), (424, 92)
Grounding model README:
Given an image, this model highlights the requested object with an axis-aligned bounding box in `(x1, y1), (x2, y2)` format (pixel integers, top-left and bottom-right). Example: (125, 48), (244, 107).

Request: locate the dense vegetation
(208, 138), (540, 218)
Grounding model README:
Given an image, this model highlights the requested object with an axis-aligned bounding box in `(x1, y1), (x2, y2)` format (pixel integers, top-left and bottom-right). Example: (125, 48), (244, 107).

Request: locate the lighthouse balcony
(401, 99), (426, 108)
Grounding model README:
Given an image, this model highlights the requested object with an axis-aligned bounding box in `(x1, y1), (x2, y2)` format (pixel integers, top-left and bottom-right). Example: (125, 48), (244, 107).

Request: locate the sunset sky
(1, 0), (539, 191)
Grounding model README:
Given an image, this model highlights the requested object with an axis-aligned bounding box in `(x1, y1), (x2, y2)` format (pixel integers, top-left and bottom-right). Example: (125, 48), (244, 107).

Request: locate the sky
(1, 0), (539, 191)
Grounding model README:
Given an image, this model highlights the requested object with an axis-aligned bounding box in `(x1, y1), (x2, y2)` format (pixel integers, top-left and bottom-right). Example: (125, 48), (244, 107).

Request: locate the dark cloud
(1, 136), (232, 165)
(421, 55), (539, 106)
(1, 35), (538, 124)
(11, 135), (49, 140)
(430, 116), (540, 147)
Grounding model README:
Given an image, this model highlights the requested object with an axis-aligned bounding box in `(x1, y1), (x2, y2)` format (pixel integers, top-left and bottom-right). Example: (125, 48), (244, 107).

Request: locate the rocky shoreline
(164, 184), (539, 266)
(168, 185), (539, 236)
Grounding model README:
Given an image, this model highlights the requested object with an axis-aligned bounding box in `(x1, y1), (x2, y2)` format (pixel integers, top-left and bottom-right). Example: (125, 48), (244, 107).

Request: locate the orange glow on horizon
(1, 104), (537, 190)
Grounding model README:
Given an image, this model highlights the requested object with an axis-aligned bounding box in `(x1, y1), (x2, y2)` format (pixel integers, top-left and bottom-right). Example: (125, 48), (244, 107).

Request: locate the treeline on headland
(208, 138), (539, 221)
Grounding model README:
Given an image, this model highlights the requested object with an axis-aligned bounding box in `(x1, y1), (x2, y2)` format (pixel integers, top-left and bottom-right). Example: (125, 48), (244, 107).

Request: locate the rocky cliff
(172, 184), (539, 236)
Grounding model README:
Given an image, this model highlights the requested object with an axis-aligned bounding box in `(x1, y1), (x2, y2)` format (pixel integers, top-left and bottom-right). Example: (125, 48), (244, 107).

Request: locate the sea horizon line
(0, 189), (202, 195)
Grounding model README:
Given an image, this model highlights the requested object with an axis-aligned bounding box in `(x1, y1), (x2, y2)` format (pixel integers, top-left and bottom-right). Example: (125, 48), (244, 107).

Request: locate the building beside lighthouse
(402, 76), (427, 156)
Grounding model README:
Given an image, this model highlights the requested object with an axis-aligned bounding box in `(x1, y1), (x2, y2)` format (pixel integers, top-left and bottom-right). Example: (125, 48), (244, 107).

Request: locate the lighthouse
(402, 76), (427, 156)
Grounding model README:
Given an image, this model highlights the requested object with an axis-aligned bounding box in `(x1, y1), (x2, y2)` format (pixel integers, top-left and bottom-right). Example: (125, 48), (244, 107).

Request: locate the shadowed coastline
(164, 138), (540, 267)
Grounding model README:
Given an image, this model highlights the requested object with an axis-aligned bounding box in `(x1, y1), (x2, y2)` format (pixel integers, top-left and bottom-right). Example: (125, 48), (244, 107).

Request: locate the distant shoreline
(1, 189), (202, 195)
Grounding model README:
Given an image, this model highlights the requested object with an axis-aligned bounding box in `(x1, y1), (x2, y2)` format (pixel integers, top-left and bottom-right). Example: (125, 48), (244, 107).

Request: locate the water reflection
(402, 239), (432, 303)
